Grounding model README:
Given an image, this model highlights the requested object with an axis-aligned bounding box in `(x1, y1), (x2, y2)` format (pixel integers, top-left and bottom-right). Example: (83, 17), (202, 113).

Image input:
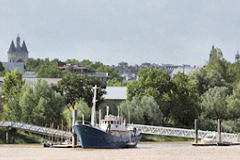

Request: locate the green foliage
(2, 70), (24, 101)
(170, 73), (200, 127)
(0, 129), (47, 144)
(120, 96), (162, 125)
(25, 58), (64, 78)
(107, 78), (127, 86)
(55, 73), (106, 108)
(63, 100), (91, 128)
(75, 100), (91, 121)
(190, 68), (231, 95)
(6, 97), (22, 122)
(66, 59), (121, 81)
(141, 134), (192, 142)
(127, 68), (173, 122)
(2, 77), (65, 127)
(207, 47), (231, 83)
(226, 90), (240, 120)
(0, 62), (4, 72)
(201, 86), (231, 120)
(26, 58), (121, 81)
(1, 70), (24, 121)
(30, 80), (65, 126)
(120, 97), (144, 124)
(19, 84), (35, 124)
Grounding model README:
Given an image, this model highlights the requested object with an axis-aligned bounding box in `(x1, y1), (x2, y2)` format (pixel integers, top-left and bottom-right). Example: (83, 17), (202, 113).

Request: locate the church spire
(235, 49), (240, 62)
(8, 40), (16, 53)
(16, 34), (21, 49)
(21, 40), (28, 53)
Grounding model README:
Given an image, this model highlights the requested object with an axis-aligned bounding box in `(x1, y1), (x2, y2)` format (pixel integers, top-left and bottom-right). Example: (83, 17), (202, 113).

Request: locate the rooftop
(103, 87), (127, 100)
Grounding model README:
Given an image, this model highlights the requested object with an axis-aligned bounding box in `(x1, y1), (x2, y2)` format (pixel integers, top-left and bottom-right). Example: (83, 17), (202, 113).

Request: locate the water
(0, 142), (239, 160)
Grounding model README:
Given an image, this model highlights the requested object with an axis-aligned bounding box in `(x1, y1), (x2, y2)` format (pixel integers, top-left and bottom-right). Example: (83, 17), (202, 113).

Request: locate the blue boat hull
(74, 125), (141, 148)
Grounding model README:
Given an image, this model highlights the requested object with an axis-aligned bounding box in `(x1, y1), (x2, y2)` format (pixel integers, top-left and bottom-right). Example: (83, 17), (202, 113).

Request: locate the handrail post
(194, 119), (198, 144)
(218, 119), (221, 143)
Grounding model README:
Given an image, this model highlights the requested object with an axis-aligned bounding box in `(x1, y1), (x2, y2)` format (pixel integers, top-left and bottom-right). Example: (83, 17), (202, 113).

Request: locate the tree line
(0, 71), (106, 129)
(1, 46), (240, 133)
(121, 46), (240, 132)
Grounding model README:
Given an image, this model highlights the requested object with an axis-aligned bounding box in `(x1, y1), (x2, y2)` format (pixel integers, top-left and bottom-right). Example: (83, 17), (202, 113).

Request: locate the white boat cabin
(99, 114), (127, 132)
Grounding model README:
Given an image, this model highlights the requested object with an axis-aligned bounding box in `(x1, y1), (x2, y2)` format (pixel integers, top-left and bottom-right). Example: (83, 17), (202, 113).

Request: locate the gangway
(1, 121), (240, 142)
(128, 124), (240, 142)
(0, 121), (72, 138)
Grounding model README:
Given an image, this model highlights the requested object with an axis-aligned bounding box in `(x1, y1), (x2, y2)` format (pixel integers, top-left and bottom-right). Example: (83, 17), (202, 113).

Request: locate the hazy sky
(0, 0), (240, 66)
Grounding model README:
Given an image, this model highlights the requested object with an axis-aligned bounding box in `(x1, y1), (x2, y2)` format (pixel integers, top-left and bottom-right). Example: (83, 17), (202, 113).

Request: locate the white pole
(72, 109), (77, 147)
(106, 106), (109, 116)
(91, 85), (97, 127)
(82, 114), (85, 125)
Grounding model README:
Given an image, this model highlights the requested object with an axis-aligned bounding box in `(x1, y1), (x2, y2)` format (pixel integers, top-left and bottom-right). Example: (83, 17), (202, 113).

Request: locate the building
(101, 86), (127, 115)
(171, 65), (199, 78)
(8, 34), (29, 63)
(2, 62), (24, 73)
(2, 34), (32, 75)
(58, 61), (108, 82)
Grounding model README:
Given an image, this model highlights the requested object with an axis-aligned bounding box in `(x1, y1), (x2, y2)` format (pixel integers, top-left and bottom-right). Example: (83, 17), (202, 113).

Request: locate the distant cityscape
(5, 35), (240, 81)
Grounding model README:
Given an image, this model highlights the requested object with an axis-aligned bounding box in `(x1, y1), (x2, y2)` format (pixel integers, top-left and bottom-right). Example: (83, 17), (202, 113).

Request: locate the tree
(190, 68), (231, 95)
(5, 97), (22, 122)
(19, 84), (35, 124)
(31, 80), (65, 126)
(65, 59), (122, 81)
(107, 78), (127, 86)
(207, 46), (231, 83)
(226, 90), (240, 120)
(141, 96), (163, 125)
(1, 70), (24, 122)
(55, 73), (106, 108)
(2, 70), (24, 101)
(120, 97), (144, 124)
(25, 58), (64, 78)
(63, 99), (91, 128)
(120, 96), (162, 125)
(201, 86), (231, 120)
(16, 80), (65, 126)
(127, 68), (173, 122)
(170, 72), (200, 127)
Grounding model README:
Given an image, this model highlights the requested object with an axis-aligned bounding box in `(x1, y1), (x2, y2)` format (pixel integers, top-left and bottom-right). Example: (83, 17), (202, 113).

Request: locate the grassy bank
(141, 134), (193, 142)
(0, 128), (47, 144)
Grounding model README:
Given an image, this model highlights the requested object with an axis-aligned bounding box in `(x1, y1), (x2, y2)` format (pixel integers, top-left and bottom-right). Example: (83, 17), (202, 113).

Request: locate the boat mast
(91, 85), (97, 127)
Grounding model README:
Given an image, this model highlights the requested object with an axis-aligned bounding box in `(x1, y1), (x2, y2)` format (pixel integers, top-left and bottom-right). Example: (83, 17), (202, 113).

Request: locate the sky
(0, 0), (240, 66)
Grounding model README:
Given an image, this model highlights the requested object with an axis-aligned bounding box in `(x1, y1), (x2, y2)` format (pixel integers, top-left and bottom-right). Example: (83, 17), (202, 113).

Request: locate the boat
(74, 113), (141, 148)
(73, 86), (141, 148)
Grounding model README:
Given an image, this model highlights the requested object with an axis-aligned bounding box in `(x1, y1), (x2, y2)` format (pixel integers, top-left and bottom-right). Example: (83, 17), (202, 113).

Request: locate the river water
(0, 142), (239, 160)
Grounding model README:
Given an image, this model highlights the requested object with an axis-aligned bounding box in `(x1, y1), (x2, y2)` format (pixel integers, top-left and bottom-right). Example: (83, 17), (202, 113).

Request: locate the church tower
(8, 34), (29, 63)
(235, 50), (240, 62)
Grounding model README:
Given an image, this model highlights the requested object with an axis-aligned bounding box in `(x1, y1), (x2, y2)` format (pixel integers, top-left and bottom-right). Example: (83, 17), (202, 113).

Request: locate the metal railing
(0, 121), (72, 138)
(1, 121), (239, 142)
(128, 124), (240, 142)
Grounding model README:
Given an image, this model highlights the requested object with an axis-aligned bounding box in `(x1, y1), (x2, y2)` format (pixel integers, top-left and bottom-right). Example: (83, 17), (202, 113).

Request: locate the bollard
(218, 119), (221, 143)
(194, 119), (198, 144)
(72, 109), (78, 148)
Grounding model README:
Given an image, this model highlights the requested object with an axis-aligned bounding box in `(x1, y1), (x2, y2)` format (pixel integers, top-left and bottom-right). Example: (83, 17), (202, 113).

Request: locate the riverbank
(141, 134), (192, 142)
(0, 142), (239, 160)
(0, 128), (192, 144)
(0, 129), (46, 144)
